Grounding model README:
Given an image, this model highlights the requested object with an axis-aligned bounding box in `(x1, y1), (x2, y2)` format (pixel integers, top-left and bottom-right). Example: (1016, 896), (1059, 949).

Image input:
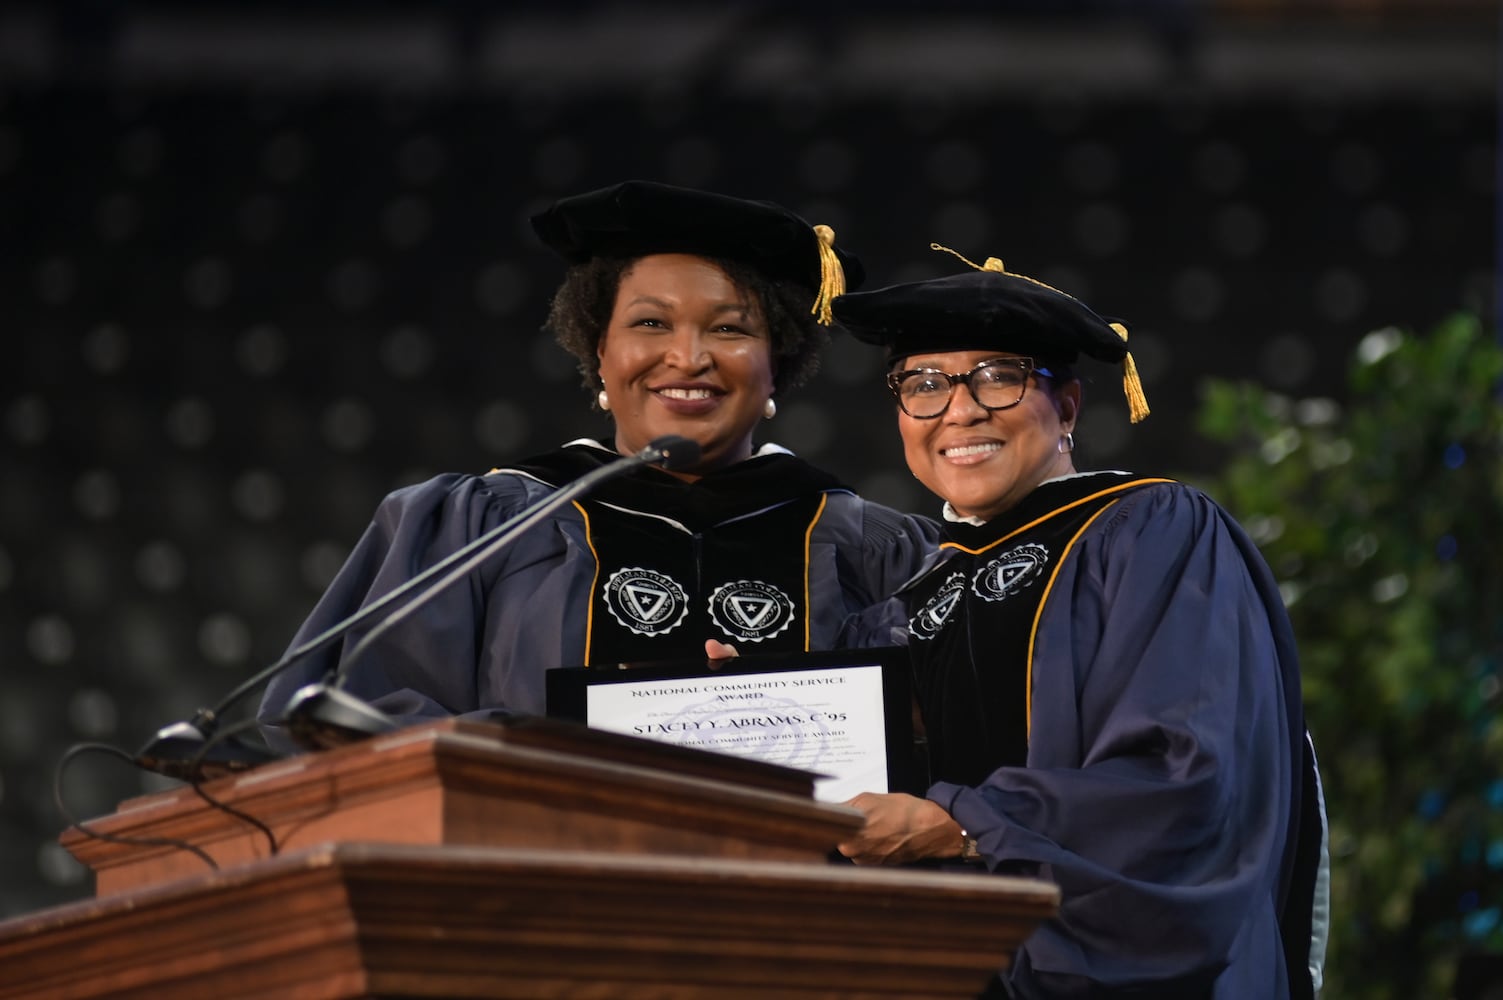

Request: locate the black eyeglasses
(886, 357), (1055, 419)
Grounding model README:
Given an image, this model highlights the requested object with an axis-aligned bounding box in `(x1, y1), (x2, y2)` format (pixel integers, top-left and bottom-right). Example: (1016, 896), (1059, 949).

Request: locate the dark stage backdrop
(0, 1), (1495, 917)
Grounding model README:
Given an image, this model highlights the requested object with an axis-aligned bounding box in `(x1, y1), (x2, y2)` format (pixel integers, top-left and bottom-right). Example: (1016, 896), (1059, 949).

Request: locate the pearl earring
(597, 389), (611, 412)
(763, 398), (777, 420)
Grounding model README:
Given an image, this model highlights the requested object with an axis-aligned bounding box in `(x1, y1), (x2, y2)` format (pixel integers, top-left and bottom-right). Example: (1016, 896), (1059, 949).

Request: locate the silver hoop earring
(1058, 431), (1075, 454)
(597, 389), (611, 412)
(763, 398), (777, 420)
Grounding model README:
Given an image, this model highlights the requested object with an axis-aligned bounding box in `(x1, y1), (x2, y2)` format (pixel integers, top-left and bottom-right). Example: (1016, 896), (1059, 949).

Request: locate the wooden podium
(0, 718), (1059, 999)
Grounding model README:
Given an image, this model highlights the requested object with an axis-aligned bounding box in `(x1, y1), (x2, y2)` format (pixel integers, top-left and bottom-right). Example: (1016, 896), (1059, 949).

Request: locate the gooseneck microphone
(134, 435), (702, 777)
(141, 434), (700, 764)
(133, 435), (700, 778)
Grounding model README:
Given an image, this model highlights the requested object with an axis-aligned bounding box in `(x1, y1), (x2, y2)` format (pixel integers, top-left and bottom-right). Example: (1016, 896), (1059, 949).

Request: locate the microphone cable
(181, 717), (281, 856)
(55, 719), (282, 875)
(53, 742), (218, 873)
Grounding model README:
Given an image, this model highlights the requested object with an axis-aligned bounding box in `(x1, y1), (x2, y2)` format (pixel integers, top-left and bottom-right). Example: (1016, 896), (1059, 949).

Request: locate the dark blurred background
(0, 0), (1495, 958)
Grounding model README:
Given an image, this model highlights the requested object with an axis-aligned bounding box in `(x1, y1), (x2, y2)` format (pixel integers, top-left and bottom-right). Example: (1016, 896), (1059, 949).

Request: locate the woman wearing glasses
(830, 257), (1327, 1000)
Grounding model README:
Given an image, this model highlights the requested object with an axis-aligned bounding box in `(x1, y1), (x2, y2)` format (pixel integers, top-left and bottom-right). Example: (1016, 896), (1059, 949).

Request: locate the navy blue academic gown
(863, 472), (1322, 999)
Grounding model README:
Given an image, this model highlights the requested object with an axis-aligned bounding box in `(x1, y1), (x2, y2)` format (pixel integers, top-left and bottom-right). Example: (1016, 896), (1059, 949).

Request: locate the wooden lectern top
(62, 716), (868, 896)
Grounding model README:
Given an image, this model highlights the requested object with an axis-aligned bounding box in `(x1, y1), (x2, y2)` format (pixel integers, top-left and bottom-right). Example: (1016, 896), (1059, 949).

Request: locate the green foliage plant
(1191, 314), (1503, 999)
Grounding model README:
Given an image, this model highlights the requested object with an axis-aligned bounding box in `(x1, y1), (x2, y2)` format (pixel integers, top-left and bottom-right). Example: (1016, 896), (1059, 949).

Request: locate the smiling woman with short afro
(546, 254), (829, 407)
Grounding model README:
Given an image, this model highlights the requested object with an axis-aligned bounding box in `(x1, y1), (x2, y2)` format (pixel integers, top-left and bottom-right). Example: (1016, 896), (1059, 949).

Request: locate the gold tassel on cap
(1110, 322), (1151, 424)
(931, 242), (1006, 273)
(810, 224), (845, 325)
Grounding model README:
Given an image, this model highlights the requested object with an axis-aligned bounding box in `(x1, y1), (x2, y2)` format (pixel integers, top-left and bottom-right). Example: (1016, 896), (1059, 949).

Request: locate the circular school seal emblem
(909, 570), (967, 641)
(972, 543), (1049, 603)
(708, 580), (795, 643)
(603, 567), (689, 636)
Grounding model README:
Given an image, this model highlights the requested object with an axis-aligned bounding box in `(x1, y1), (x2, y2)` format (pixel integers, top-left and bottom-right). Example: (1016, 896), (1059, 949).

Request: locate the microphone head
(643, 435), (701, 471)
(282, 683), (399, 752)
(134, 720), (279, 782)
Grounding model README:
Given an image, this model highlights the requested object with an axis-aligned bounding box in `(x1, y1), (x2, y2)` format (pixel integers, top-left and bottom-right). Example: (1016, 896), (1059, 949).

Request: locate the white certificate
(584, 664), (890, 802)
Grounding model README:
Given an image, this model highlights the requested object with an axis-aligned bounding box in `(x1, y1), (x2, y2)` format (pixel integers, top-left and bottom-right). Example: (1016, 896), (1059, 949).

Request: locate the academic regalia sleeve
(821, 498), (939, 649)
(928, 485), (1303, 998)
(256, 472), (534, 753)
(856, 502), (942, 606)
(837, 594), (911, 650)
